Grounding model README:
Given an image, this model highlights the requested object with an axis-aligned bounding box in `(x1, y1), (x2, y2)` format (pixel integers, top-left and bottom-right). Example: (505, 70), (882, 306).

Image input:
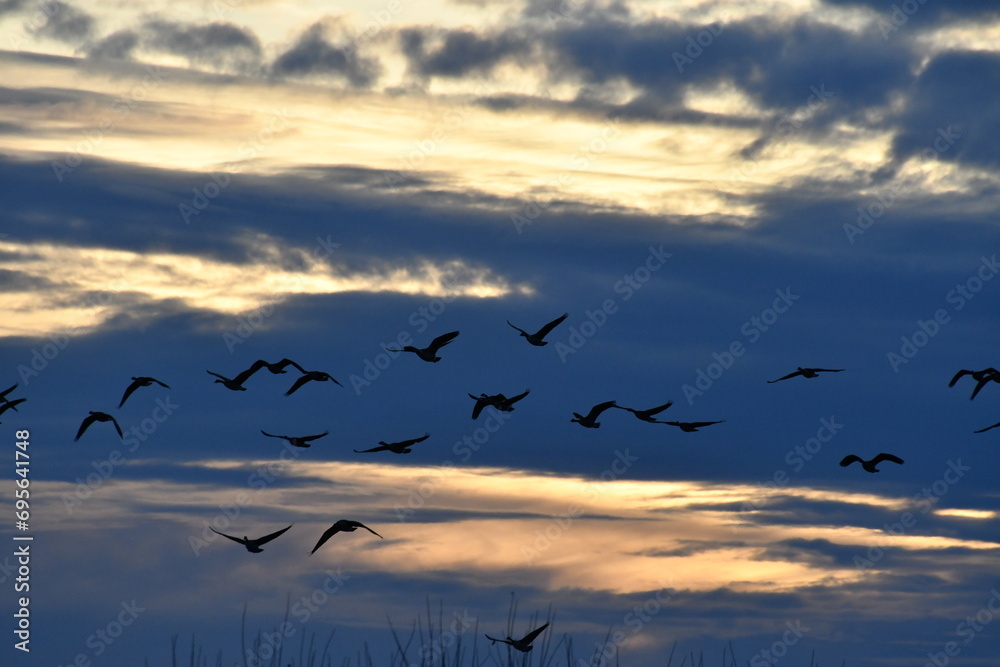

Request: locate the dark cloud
(31, 0), (93, 43)
(400, 27), (536, 78)
(822, 0), (1000, 29)
(142, 20), (262, 72)
(87, 29), (139, 60)
(270, 22), (381, 88)
(0, 0), (27, 16)
(889, 50), (1000, 170)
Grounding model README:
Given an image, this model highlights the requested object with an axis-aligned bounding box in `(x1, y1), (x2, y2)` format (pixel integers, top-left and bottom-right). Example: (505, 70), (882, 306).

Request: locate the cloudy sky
(3, 0), (1000, 665)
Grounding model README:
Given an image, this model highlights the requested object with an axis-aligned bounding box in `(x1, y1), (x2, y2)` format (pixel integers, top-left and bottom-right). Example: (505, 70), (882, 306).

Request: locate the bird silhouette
(571, 400), (618, 428)
(468, 390), (530, 419)
(210, 525), (293, 553)
(839, 453), (904, 472)
(661, 420), (725, 432)
(387, 331), (460, 362)
(75, 411), (123, 441)
(206, 366), (262, 391)
(355, 433), (430, 454)
(260, 430), (329, 448)
(118, 376), (170, 407)
(285, 370), (343, 395)
(616, 400), (674, 423)
(309, 520), (383, 555)
(0, 384), (18, 402)
(0, 397), (26, 417)
(767, 367), (844, 383)
(485, 622), (550, 652)
(949, 368), (1000, 400)
(507, 314), (568, 346)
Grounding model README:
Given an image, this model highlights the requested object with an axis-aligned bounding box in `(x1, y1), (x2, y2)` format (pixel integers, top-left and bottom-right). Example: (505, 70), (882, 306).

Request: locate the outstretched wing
(690, 420), (724, 428)
(209, 527), (247, 545)
(839, 455), (863, 467)
(970, 377), (995, 400)
(109, 415), (124, 439)
(645, 400), (674, 416)
(284, 375), (312, 396)
(949, 369), (973, 387)
(505, 389), (530, 406)
(469, 394), (487, 420)
(0, 398), (26, 416)
(151, 377), (170, 388)
(427, 331), (460, 353)
(301, 431), (330, 442)
(354, 444), (390, 453)
(206, 370), (230, 382)
(0, 383), (17, 400)
(233, 359), (271, 385)
(586, 400), (618, 420)
(118, 378), (143, 407)
(767, 370), (802, 383)
(260, 430), (285, 440)
(871, 453), (904, 466)
(269, 358), (306, 374)
(255, 524), (294, 546)
(535, 313), (568, 339)
(506, 320), (528, 336)
(310, 524), (341, 555)
(520, 623), (550, 645)
(75, 413), (97, 441)
(400, 433), (430, 447)
(812, 368), (844, 373)
(974, 421), (1000, 434)
(342, 520), (383, 538)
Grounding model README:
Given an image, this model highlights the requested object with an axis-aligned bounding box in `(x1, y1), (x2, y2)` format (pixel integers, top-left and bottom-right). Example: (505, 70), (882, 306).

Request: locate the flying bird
(309, 520), (383, 556)
(0, 397), (26, 417)
(209, 524), (293, 553)
(839, 453), (904, 472)
(571, 400), (618, 428)
(468, 390), (530, 419)
(661, 420), (725, 432)
(974, 421), (1000, 434)
(0, 384), (18, 401)
(485, 622), (550, 652)
(285, 370), (343, 395)
(75, 411), (123, 441)
(243, 358), (306, 376)
(355, 433), (430, 454)
(949, 367), (1000, 400)
(206, 366), (262, 391)
(260, 430), (329, 448)
(507, 313), (568, 346)
(616, 400), (674, 423)
(767, 367), (844, 383)
(387, 331), (460, 362)
(118, 376), (170, 407)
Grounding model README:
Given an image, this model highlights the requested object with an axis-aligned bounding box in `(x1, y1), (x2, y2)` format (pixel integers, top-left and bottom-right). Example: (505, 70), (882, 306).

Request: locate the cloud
(142, 20), (263, 72)
(271, 21), (382, 88)
(400, 26), (536, 78)
(30, 0), (93, 43)
(86, 29), (139, 60)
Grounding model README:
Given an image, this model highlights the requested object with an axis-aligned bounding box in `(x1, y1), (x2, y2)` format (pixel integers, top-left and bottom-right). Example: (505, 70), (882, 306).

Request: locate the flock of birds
(12, 311), (998, 652)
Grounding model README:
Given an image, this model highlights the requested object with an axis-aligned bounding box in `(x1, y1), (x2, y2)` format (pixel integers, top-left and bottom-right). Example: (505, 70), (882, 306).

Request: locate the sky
(2, 0), (1000, 665)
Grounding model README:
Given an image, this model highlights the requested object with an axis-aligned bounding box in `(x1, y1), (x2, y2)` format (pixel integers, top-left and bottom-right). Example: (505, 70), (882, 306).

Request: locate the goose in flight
(241, 358), (306, 376)
(0, 397), (26, 417)
(507, 313), (568, 346)
(839, 453), (904, 472)
(260, 430), (329, 448)
(118, 376), (170, 407)
(616, 400), (674, 423)
(571, 400), (618, 428)
(209, 524), (293, 553)
(949, 367), (1000, 400)
(767, 367), (844, 383)
(285, 370), (343, 395)
(0, 384), (18, 401)
(387, 331), (460, 362)
(206, 367), (261, 391)
(468, 390), (530, 419)
(75, 411), (123, 441)
(309, 520), (383, 556)
(355, 432), (430, 454)
(661, 420), (725, 432)
(485, 622), (550, 652)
